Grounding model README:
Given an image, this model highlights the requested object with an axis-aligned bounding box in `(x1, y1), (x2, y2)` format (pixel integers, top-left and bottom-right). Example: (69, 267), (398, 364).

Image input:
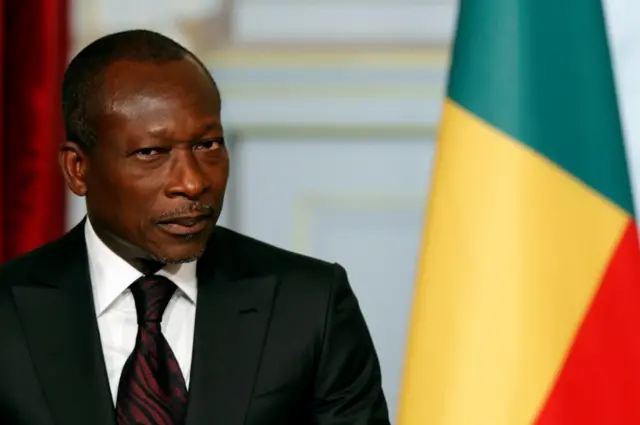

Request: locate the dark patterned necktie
(115, 275), (188, 425)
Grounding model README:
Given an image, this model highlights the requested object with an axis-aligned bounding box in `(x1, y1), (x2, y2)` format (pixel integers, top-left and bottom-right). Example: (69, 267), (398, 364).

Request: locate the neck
(89, 217), (163, 275)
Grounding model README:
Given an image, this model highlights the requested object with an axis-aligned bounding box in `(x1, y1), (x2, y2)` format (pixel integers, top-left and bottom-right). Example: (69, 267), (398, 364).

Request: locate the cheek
(86, 166), (126, 211)
(94, 174), (159, 226)
(121, 182), (165, 226)
(202, 160), (230, 192)
(212, 165), (229, 186)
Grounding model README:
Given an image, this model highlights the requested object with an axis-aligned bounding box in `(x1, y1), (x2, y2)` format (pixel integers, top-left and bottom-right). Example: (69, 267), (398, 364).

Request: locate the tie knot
(130, 275), (177, 324)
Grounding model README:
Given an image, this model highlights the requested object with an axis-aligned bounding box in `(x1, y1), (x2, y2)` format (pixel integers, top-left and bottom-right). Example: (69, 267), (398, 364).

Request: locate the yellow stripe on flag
(397, 99), (629, 425)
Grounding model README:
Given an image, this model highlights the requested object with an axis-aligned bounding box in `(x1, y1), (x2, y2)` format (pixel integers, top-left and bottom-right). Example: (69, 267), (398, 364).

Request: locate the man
(0, 30), (389, 425)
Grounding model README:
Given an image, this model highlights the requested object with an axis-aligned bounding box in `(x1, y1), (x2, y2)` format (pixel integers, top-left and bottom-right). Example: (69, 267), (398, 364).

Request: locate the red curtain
(0, 0), (69, 262)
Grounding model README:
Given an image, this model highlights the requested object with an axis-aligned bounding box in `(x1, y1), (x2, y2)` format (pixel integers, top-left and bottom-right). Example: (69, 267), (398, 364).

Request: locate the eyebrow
(147, 121), (223, 140)
(197, 121), (223, 136)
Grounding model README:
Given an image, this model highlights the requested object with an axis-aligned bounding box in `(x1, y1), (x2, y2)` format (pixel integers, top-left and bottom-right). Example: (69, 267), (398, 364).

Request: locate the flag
(0, 0), (68, 262)
(397, 1), (640, 424)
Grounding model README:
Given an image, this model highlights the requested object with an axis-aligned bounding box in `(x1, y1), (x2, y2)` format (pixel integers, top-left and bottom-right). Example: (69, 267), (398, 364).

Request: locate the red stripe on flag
(534, 220), (640, 424)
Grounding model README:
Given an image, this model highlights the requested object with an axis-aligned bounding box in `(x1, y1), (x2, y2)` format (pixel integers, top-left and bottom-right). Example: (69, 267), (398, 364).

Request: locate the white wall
(605, 0), (640, 214)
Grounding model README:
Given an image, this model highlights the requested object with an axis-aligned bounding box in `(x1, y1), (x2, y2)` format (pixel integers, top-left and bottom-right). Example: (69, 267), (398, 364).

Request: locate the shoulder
(0, 242), (53, 286)
(212, 225), (342, 277)
(0, 224), (84, 290)
(209, 226), (350, 300)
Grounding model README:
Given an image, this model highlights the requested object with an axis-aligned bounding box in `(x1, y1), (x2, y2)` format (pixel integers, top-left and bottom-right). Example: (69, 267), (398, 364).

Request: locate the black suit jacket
(0, 221), (390, 425)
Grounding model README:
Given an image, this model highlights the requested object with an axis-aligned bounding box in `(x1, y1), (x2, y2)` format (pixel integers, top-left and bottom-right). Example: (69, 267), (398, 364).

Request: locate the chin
(149, 223), (213, 264)
(149, 236), (208, 264)
(150, 246), (206, 265)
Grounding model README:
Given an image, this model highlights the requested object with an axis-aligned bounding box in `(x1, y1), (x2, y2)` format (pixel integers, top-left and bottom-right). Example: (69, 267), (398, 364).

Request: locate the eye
(133, 147), (162, 159)
(195, 138), (225, 150)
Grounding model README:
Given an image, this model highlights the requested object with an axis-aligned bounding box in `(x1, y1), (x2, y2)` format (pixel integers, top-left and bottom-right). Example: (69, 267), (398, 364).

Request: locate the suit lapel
(12, 223), (115, 425)
(185, 229), (278, 425)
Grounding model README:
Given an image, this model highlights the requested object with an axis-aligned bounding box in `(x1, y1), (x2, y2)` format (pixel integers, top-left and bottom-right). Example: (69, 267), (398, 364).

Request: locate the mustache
(154, 202), (216, 222)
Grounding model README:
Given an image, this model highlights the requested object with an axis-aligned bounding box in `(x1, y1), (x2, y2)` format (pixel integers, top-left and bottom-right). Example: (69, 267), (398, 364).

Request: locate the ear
(59, 141), (90, 197)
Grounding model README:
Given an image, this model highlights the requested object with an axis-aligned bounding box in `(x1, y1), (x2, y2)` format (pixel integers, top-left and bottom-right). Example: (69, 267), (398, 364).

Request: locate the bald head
(62, 29), (219, 152)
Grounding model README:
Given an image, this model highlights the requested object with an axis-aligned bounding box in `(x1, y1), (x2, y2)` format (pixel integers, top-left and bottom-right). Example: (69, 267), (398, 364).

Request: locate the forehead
(96, 59), (221, 142)
(103, 58), (219, 109)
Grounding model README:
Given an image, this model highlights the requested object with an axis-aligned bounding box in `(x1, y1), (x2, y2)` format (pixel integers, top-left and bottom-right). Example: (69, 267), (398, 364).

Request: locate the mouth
(156, 213), (212, 236)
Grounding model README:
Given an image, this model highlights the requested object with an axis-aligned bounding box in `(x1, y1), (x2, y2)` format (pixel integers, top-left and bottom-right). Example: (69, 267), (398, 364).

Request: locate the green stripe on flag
(447, 0), (635, 215)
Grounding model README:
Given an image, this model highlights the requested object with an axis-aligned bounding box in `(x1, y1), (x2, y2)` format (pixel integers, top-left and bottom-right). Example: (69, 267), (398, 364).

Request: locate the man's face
(67, 58), (229, 264)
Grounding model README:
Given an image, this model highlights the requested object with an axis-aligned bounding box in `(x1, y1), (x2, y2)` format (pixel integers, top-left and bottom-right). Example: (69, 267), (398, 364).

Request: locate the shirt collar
(84, 218), (198, 316)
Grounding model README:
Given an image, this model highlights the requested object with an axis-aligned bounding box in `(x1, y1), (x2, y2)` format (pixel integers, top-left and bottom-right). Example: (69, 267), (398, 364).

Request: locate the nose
(165, 150), (209, 199)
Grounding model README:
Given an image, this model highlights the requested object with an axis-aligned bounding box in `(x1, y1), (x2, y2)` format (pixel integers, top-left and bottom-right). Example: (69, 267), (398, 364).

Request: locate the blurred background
(2, 0), (640, 420)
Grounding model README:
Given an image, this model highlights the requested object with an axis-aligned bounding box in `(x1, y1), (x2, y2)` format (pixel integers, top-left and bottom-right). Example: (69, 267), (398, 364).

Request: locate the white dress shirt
(84, 218), (197, 404)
